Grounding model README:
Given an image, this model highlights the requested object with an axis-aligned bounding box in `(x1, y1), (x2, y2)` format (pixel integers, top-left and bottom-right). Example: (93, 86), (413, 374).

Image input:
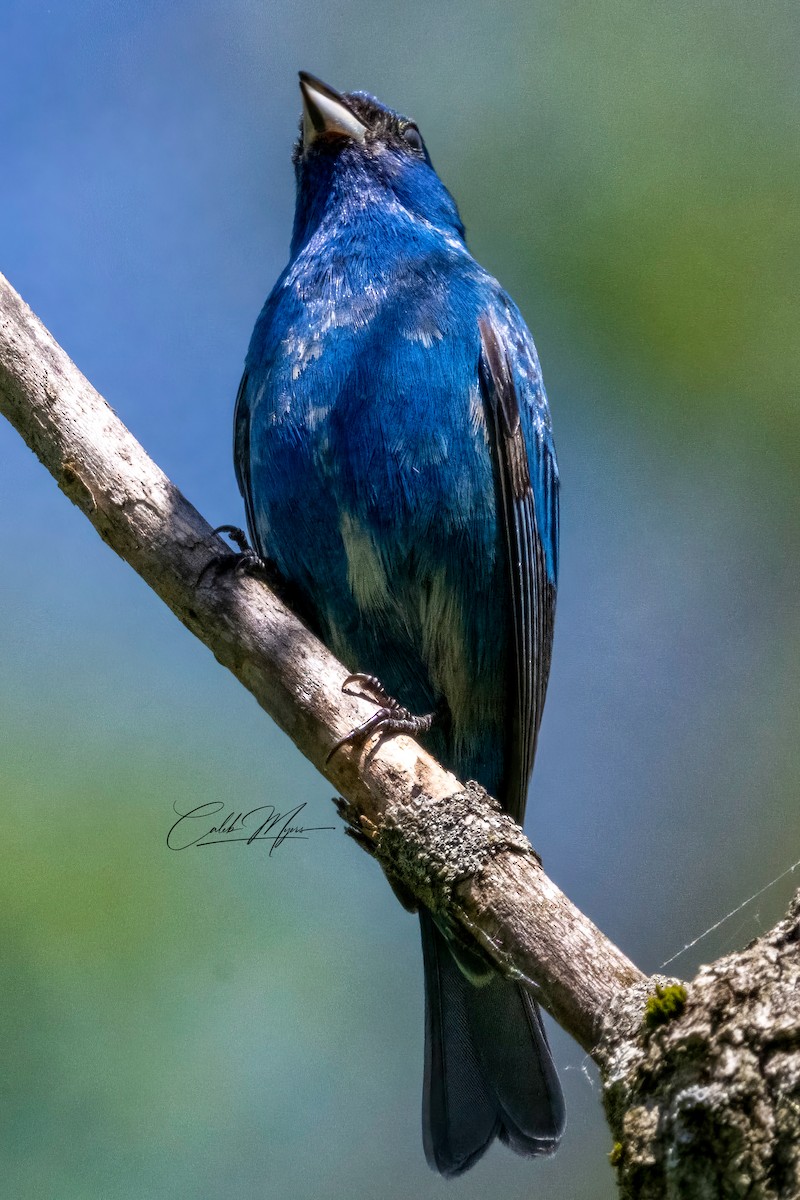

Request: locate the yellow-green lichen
(609, 1141), (623, 1167)
(644, 982), (688, 1030)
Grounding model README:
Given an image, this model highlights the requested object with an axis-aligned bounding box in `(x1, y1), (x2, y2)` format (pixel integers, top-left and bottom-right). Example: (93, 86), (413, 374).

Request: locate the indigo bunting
(233, 73), (564, 1175)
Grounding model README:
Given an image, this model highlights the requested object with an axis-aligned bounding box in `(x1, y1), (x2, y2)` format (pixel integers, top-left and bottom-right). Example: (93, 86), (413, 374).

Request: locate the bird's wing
(232, 369), (258, 544)
(478, 311), (559, 823)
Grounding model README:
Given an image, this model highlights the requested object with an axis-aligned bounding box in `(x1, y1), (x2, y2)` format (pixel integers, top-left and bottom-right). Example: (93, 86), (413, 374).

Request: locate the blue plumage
(234, 74), (564, 1175)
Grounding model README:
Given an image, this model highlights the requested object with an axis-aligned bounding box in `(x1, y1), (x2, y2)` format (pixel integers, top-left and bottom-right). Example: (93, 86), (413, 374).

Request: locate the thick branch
(598, 892), (800, 1198)
(0, 269), (641, 1053)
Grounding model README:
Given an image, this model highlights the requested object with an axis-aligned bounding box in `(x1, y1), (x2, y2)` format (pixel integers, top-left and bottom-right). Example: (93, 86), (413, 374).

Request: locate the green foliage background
(1, 2), (798, 1197)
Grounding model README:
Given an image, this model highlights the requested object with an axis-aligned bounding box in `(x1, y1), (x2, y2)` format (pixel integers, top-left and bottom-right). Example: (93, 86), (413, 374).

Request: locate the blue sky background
(1, 2), (798, 1198)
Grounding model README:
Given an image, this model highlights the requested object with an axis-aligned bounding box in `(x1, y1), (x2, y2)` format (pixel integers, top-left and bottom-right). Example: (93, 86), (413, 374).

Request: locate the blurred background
(1, 1), (798, 1197)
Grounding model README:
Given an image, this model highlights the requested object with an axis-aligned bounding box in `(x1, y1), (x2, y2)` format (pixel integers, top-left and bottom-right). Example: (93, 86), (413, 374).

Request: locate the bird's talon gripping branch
(341, 672), (395, 705)
(326, 673), (435, 764)
(198, 524), (269, 585)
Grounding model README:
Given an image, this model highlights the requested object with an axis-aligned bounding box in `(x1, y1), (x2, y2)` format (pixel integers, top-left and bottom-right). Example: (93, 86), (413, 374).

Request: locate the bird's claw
(198, 525), (270, 585)
(326, 673), (435, 763)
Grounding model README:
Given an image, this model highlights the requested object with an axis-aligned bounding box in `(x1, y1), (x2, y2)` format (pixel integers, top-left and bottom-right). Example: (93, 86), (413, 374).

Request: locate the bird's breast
(244, 256), (511, 790)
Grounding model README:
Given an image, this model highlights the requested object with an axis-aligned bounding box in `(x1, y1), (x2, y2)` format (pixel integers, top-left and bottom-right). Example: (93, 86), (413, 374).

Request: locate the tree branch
(3, 270), (799, 1197)
(598, 893), (800, 1198)
(0, 269), (641, 1053)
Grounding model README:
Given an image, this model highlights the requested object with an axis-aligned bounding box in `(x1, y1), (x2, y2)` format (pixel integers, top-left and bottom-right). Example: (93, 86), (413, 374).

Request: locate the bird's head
(290, 72), (464, 253)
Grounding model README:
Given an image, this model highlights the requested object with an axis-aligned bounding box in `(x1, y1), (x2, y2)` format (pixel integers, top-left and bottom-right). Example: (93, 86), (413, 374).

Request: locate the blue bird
(233, 72), (565, 1175)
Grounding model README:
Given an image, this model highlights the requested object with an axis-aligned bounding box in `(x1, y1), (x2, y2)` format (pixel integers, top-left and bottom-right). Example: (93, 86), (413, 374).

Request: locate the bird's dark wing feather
(233, 370), (258, 545)
(478, 313), (558, 823)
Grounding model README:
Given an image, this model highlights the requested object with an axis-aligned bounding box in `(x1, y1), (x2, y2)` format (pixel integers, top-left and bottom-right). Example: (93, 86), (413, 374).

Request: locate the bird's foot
(199, 525), (274, 585)
(326, 674), (435, 764)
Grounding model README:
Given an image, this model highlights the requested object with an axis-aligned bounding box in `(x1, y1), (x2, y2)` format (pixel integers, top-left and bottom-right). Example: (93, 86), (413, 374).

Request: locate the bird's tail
(420, 909), (565, 1177)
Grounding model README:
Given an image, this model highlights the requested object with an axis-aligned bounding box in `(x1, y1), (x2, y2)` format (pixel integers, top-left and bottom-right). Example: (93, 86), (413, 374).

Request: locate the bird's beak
(299, 71), (368, 150)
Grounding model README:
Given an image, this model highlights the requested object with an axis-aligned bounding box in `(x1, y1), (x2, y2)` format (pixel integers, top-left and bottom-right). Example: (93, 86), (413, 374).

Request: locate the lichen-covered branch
(3, 269), (799, 1197)
(598, 893), (800, 1198)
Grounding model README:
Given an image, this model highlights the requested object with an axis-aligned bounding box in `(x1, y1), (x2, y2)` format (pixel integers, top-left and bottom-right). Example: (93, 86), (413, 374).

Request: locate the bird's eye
(401, 124), (425, 153)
